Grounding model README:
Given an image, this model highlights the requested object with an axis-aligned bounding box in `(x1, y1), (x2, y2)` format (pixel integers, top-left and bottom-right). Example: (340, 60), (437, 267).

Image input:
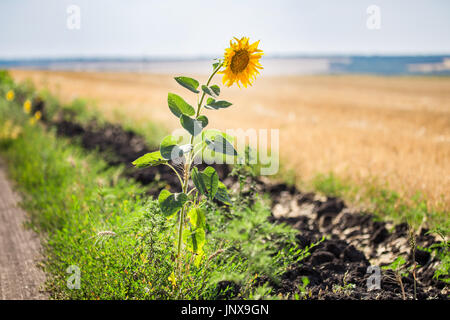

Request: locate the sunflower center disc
(230, 50), (250, 74)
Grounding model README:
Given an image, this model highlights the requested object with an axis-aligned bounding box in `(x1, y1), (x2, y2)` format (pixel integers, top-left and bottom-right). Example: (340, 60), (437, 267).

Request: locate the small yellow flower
(6, 90), (15, 101)
(168, 271), (177, 287)
(220, 37), (263, 88)
(34, 111), (42, 120)
(29, 117), (36, 126)
(23, 99), (32, 114)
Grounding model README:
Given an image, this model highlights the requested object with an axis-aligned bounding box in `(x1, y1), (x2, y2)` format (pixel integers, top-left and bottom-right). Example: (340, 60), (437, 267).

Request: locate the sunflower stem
(175, 62), (223, 274)
(196, 62), (223, 118)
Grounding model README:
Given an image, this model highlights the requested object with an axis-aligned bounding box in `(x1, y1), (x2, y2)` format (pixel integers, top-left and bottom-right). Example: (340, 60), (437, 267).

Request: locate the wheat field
(10, 70), (450, 210)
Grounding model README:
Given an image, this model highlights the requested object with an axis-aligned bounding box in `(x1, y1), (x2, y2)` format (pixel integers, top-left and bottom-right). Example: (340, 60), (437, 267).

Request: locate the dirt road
(0, 159), (47, 300)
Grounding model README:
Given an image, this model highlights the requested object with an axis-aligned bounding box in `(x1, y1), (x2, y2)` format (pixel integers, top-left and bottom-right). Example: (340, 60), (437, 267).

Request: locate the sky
(0, 0), (450, 59)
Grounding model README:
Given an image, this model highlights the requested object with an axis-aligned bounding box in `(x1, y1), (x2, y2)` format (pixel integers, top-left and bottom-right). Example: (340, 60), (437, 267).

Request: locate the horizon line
(1, 53), (450, 62)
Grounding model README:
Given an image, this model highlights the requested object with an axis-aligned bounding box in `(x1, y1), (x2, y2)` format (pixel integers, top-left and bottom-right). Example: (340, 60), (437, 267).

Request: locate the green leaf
(212, 62), (220, 70)
(382, 256), (407, 271)
(174, 76), (199, 93)
(160, 135), (184, 160)
(201, 166), (219, 199)
(196, 115), (209, 127)
(201, 85), (220, 97)
(191, 166), (219, 199)
(191, 167), (206, 195)
(205, 99), (232, 110)
(202, 130), (237, 157)
(210, 85), (220, 96)
(183, 226), (205, 254)
(187, 207), (206, 228)
(215, 181), (232, 205)
(201, 85), (213, 97)
(206, 135), (237, 156)
(158, 190), (188, 217)
(202, 129), (235, 143)
(184, 206), (207, 255)
(132, 151), (167, 167)
(201, 85), (220, 98)
(167, 93), (195, 118)
(180, 115), (208, 136)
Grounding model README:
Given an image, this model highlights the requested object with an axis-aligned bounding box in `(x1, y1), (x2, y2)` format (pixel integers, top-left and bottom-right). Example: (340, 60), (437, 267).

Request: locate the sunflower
(220, 37), (263, 88)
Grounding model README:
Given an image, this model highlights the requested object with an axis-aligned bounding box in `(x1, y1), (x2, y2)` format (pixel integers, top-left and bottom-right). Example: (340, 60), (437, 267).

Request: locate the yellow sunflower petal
(221, 37), (263, 88)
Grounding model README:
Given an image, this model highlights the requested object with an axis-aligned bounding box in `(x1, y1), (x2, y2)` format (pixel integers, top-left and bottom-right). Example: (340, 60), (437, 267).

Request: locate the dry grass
(10, 69), (450, 210)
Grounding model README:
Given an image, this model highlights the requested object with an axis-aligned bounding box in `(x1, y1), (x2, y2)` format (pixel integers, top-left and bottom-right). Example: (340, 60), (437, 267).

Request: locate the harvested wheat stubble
(0, 160), (47, 300)
(49, 114), (448, 300)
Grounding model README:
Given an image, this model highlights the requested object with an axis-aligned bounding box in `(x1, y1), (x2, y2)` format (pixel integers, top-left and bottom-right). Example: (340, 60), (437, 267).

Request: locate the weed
(382, 256), (408, 300)
(408, 227), (418, 300)
(293, 277), (310, 300)
(423, 225), (449, 284)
